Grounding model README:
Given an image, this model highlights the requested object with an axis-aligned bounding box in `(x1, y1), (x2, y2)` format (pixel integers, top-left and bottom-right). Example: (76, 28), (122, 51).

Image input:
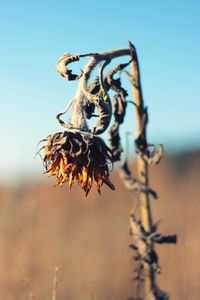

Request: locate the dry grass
(0, 151), (199, 300)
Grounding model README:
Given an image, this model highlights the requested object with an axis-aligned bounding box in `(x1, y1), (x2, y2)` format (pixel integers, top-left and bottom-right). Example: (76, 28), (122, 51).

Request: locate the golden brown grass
(0, 152), (199, 300)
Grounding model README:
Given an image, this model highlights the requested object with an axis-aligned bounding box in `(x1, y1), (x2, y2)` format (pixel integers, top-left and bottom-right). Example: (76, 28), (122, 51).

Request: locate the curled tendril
(81, 59), (113, 135)
(106, 61), (131, 95)
(56, 53), (83, 81)
(106, 62), (131, 161)
(109, 93), (127, 161)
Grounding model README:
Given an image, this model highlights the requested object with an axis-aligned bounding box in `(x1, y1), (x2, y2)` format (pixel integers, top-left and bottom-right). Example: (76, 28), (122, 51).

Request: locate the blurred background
(0, 1), (200, 299)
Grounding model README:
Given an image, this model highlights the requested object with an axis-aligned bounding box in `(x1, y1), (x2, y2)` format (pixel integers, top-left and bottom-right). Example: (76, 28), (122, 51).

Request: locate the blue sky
(0, 0), (200, 180)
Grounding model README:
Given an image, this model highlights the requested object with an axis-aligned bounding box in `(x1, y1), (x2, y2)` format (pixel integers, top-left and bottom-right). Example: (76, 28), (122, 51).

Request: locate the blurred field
(0, 150), (199, 300)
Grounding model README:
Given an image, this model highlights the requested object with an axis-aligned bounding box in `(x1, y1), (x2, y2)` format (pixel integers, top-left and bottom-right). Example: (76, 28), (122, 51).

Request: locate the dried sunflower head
(41, 129), (115, 196)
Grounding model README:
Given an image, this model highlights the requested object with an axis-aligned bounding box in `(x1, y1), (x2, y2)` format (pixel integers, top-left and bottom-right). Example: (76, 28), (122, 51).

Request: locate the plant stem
(129, 42), (154, 299)
(70, 85), (89, 130)
(52, 266), (59, 300)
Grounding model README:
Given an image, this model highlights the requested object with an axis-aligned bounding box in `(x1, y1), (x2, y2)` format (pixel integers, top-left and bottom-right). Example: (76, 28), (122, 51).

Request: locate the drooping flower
(41, 129), (115, 196)
(38, 51), (119, 196)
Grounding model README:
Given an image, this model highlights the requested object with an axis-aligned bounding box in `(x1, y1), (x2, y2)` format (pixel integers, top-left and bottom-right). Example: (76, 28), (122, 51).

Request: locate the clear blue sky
(0, 0), (200, 180)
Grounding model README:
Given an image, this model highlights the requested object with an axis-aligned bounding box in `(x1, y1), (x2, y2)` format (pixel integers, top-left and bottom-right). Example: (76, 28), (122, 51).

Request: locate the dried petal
(40, 129), (114, 196)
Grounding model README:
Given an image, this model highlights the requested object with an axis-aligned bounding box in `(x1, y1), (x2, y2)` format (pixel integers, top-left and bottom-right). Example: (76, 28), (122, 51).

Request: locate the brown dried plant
(37, 42), (177, 299)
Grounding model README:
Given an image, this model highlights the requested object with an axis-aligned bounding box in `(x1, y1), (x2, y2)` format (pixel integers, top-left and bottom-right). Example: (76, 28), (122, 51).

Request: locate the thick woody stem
(129, 41), (155, 298)
(70, 85), (88, 130)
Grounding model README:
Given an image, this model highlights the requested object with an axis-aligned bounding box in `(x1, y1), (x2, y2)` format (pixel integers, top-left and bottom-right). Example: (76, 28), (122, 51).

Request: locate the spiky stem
(129, 42), (155, 298)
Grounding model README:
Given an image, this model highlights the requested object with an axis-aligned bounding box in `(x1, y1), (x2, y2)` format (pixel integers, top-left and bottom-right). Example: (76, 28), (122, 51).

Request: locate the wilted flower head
(41, 129), (115, 196)
(37, 50), (129, 196)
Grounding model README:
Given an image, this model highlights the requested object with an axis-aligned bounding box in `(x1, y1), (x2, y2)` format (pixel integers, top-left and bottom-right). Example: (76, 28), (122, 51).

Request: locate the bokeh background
(0, 1), (200, 299)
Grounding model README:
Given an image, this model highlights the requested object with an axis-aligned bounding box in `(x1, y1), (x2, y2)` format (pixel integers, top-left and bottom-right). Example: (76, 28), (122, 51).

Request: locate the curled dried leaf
(56, 53), (83, 81)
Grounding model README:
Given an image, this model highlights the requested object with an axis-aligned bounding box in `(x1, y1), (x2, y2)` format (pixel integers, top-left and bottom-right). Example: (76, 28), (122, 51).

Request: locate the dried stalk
(129, 42), (154, 298)
(124, 42), (176, 300)
(52, 266), (59, 300)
